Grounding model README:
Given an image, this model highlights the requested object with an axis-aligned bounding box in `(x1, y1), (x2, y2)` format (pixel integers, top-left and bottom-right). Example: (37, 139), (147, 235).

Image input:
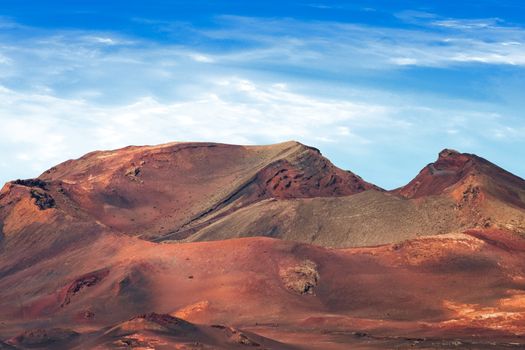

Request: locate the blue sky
(0, 1), (524, 189)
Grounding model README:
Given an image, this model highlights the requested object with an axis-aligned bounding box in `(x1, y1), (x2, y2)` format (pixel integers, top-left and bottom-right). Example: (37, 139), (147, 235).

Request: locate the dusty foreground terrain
(2, 231), (525, 349)
(1, 141), (525, 349)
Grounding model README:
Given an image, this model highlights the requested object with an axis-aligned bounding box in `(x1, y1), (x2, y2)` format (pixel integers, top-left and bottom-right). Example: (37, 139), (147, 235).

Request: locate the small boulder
(279, 260), (319, 295)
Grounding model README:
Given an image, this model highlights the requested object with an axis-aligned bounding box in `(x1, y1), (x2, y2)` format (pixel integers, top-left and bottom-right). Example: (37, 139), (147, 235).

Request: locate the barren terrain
(1, 141), (524, 349)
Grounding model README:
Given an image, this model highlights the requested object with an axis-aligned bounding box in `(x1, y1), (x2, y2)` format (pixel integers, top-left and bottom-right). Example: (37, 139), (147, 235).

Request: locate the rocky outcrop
(279, 260), (319, 295)
(394, 149), (477, 199)
(29, 189), (55, 210)
(12, 178), (48, 189)
(125, 313), (196, 332)
(61, 268), (110, 307)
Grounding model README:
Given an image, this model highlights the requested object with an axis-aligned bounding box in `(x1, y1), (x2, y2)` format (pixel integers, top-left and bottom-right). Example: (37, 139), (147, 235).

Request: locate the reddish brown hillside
(1, 232), (525, 349)
(1, 142), (525, 349)
(391, 149), (525, 233)
(1, 143), (523, 253)
(35, 141), (377, 241)
(394, 149), (525, 205)
(185, 149), (525, 246)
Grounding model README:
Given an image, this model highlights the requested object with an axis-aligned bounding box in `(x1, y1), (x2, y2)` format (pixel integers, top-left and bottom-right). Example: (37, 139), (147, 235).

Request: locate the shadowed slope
(0, 179), (109, 279)
(186, 149), (525, 246)
(187, 191), (460, 247)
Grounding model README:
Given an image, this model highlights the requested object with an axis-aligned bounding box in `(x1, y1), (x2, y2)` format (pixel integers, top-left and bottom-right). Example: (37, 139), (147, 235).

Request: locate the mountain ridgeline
(1, 141), (524, 249)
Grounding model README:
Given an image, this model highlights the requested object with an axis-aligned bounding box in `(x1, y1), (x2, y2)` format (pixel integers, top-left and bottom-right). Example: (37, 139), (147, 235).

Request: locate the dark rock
(61, 268), (110, 307)
(30, 189), (56, 210)
(125, 166), (141, 179)
(12, 178), (48, 189)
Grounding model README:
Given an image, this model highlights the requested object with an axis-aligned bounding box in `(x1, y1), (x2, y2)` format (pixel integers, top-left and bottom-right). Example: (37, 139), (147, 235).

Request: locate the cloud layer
(1, 13), (524, 188)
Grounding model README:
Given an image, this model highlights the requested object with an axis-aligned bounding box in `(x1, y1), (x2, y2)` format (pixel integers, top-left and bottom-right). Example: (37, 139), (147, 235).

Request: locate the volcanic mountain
(187, 146), (525, 246)
(34, 141), (378, 241)
(1, 141), (525, 349)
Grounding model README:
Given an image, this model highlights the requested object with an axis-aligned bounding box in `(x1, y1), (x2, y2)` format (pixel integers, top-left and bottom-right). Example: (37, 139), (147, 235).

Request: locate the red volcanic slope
(0, 141), (525, 349)
(3, 142), (523, 250)
(34, 141), (377, 241)
(395, 149), (478, 199)
(392, 148), (525, 233)
(6, 312), (295, 350)
(395, 148), (525, 206)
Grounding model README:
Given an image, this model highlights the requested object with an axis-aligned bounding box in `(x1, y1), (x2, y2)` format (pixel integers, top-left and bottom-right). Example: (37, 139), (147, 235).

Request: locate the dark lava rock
(30, 189), (56, 210)
(12, 179), (48, 189)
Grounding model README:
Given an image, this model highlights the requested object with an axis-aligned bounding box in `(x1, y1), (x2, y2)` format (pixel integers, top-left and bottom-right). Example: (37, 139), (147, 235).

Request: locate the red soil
(0, 141), (524, 349)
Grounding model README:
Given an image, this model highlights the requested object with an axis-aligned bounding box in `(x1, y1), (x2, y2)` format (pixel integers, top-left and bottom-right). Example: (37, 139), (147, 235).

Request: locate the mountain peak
(394, 149), (525, 209)
(438, 148), (462, 159)
(33, 141), (376, 241)
(394, 149), (477, 199)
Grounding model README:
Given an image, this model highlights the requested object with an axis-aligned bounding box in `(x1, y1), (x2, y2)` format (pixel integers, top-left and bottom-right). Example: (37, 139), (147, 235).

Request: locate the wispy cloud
(305, 3), (345, 10)
(196, 15), (525, 68)
(0, 16), (22, 29)
(0, 79), (387, 180)
(432, 18), (502, 30)
(1, 76), (522, 186)
(1, 14), (525, 102)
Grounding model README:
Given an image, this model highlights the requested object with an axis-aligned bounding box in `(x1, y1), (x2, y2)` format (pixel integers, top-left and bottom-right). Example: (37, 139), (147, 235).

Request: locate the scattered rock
(211, 325), (260, 347)
(125, 164), (142, 182)
(12, 178), (48, 189)
(279, 260), (319, 295)
(439, 149), (460, 158)
(119, 313), (197, 333)
(353, 331), (370, 338)
(456, 185), (482, 209)
(231, 332), (260, 346)
(113, 337), (141, 347)
(61, 268), (110, 307)
(30, 189), (56, 210)
(79, 310), (95, 320)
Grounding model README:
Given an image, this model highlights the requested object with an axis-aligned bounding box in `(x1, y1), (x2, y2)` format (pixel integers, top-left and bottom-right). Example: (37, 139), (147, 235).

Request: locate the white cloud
(197, 15), (525, 68)
(0, 16), (524, 186)
(1, 75), (522, 185)
(189, 53), (214, 63)
(84, 36), (118, 45)
(306, 4), (343, 10)
(432, 18), (502, 30)
(0, 79), (392, 182)
(0, 54), (11, 65)
(0, 16), (22, 29)
(0, 15), (524, 110)
(390, 57), (419, 66)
